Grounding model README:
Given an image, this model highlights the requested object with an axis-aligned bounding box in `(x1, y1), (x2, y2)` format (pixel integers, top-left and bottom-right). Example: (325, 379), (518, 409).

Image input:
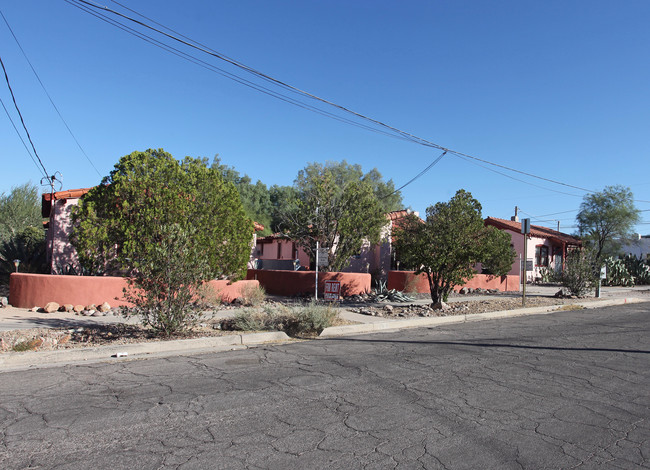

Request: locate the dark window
(258, 243), (264, 256)
(535, 245), (549, 267)
(277, 242), (282, 259)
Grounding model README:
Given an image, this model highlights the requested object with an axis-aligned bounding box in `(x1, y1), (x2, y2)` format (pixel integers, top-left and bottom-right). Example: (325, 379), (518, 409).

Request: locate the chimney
(511, 206), (519, 222)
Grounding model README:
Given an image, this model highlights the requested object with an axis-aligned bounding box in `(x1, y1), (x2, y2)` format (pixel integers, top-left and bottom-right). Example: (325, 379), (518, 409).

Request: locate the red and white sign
(323, 280), (341, 301)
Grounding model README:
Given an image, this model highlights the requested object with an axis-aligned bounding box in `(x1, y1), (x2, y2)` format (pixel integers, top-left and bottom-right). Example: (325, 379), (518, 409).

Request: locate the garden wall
(387, 271), (519, 293)
(8, 273), (259, 309)
(246, 269), (370, 297)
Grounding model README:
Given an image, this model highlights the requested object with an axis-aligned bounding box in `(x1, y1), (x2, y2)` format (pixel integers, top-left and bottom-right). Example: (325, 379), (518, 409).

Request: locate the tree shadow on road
(327, 337), (650, 354)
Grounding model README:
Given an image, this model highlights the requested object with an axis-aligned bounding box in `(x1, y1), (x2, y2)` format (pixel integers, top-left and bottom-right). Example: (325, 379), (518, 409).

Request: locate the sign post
(521, 218), (531, 307)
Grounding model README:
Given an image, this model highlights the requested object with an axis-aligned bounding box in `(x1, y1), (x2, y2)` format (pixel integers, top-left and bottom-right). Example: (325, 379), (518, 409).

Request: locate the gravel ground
(0, 292), (619, 354)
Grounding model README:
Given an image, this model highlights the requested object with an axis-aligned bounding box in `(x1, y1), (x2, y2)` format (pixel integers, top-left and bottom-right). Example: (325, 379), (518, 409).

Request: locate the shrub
(240, 283), (266, 307)
(560, 249), (597, 297)
(71, 150), (254, 335)
(228, 302), (338, 336)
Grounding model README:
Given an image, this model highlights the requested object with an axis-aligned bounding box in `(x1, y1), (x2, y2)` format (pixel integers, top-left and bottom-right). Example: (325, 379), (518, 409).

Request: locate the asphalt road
(1, 302), (649, 469)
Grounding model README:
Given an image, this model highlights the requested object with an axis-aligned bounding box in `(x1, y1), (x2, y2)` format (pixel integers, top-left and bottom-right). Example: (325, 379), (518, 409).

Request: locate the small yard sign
(317, 247), (329, 267)
(323, 280), (341, 301)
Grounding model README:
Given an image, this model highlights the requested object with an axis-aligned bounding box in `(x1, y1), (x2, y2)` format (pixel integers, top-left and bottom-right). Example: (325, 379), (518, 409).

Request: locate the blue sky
(1, 0), (649, 233)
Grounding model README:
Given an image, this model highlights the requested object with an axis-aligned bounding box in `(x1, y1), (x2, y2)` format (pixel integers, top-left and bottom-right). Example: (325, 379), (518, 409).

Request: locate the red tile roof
(42, 188), (93, 217)
(485, 217), (582, 246)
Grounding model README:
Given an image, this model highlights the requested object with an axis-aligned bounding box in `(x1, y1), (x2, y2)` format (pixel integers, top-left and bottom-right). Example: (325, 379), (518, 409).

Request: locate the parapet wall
(246, 269), (370, 297)
(8, 273), (259, 309)
(387, 271), (519, 294)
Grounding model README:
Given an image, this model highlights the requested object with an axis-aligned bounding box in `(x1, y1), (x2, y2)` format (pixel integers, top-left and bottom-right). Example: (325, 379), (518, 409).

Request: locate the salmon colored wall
(8, 273), (259, 309)
(247, 269), (370, 297)
(387, 271), (519, 293)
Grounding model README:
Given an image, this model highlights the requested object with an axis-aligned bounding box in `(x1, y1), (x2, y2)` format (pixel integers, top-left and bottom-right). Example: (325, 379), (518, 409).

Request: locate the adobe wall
(387, 271), (519, 294)
(247, 269), (370, 297)
(8, 273), (259, 309)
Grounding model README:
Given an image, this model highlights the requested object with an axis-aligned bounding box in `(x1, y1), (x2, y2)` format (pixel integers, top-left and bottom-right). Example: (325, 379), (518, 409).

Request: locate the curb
(0, 331), (290, 371)
(319, 297), (647, 337)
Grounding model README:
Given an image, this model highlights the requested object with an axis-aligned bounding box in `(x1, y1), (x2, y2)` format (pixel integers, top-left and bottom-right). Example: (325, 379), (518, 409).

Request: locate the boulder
(98, 302), (111, 313)
(383, 304), (394, 313)
(44, 302), (60, 313)
(458, 287), (468, 295)
(0, 296), (8, 307)
(73, 305), (85, 313)
(85, 304), (97, 311)
(431, 301), (451, 311)
(63, 304), (74, 312)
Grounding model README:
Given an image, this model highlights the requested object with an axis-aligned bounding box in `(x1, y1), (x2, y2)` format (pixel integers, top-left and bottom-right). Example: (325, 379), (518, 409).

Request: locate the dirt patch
(349, 296), (598, 318)
(0, 321), (240, 354)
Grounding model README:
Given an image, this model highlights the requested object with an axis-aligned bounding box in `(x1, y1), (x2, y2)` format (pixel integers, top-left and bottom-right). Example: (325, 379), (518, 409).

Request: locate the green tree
(71, 149), (253, 335)
(295, 161), (403, 213)
(282, 166), (387, 271)
(269, 184), (299, 233)
(0, 226), (48, 277)
(394, 189), (515, 304)
(0, 182), (43, 244)
(576, 185), (640, 261)
(211, 156), (273, 235)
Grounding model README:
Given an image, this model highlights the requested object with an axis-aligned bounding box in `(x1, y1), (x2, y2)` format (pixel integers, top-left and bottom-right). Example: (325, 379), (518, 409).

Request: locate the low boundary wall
(246, 269), (370, 297)
(8, 273), (259, 309)
(387, 271), (519, 293)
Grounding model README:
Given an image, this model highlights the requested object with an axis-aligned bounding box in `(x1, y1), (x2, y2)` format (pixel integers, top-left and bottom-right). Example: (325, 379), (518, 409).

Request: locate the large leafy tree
(281, 165), (386, 271)
(0, 182), (43, 244)
(576, 185), (640, 261)
(211, 156), (273, 236)
(394, 189), (515, 304)
(71, 149), (253, 334)
(0, 183), (47, 279)
(295, 161), (403, 213)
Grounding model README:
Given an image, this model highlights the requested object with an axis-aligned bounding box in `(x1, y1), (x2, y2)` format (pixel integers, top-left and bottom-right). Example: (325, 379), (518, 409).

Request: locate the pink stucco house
(43, 187), (265, 274)
(484, 216), (582, 283)
(250, 210), (415, 278)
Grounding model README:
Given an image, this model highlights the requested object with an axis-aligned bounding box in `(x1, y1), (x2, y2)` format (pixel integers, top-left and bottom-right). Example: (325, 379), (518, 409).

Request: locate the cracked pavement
(1, 302), (649, 469)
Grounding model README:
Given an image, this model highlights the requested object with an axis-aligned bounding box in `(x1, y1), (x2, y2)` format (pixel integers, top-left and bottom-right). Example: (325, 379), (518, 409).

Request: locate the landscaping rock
(0, 296), (8, 307)
(44, 302), (60, 313)
(431, 301), (451, 311)
(98, 302), (111, 313)
(91, 310), (102, 317)
(30, 306), (40, 312)
(383, 305), (394, 313)
(73, 305), (85, 313)
(63, 304), (74, 312)
(85, 304), (97, 311)
(459, 287), (468, 295)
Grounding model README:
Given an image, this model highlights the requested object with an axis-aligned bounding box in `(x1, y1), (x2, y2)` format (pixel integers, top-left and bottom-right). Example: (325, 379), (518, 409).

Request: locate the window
(277, 242), (282, 259)
(535, 245), (549, 267)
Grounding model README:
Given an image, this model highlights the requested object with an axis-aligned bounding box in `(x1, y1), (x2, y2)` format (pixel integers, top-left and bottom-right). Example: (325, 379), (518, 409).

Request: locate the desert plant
(623, 254), (650, 285)
(560, 249), (597, 296)
(292, 301), (338, 334)
(603, 256), (634, 286)
(228, 302), (338, 336)
(240, 283), (266, 306)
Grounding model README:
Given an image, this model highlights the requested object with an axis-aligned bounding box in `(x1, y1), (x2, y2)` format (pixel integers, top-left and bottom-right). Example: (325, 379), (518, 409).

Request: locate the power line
(0, 53), (49, 179)
(63, 0), (418, 144)
(0, 9), (102, 178)
(382, 151), (447, 199)
(67, 0), (599, 196)
(0, 96), (44, 177)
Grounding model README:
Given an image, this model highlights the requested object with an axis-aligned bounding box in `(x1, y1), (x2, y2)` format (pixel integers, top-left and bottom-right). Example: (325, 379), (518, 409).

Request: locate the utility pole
(521, 218), (531, 307)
